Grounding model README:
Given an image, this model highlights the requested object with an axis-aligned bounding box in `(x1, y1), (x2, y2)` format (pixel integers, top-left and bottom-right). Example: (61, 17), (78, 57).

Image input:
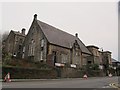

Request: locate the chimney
(34, 14), (37, 20)
(21, 28), (26, 35)
(75, 33), (78, 38)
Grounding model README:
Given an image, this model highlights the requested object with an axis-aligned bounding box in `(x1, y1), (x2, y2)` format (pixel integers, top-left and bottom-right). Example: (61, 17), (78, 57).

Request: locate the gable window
(22, 47), (25, 58)
(18, 45), (22, 50)
(23, 47), (25, 52)
(19, 38), (23, 43)
(52, 51), (57, 65)
(40, 51), (43, 61)
(61, 54), (68, 64)
(28, 44), (32, 56)
(76, 50), (80, 56)
(41, 39), (44, 47)
(28, 39), (35, 56)
(31, 39), (35, 56)
(16, 37), (18, 42)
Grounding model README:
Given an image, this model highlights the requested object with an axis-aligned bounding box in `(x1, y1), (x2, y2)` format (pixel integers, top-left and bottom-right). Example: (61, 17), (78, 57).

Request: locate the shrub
(2, 53), (12, 65)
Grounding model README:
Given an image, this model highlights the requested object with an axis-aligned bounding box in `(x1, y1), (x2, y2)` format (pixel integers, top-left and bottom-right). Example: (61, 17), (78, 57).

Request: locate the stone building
(102, 51), (112, 69)
(86, 45), (100, 65)
(23, 14), (92, 68)
(86, 45), (112, 71)
(4, 28), (26, 58)
(111, 58), (120, 76)
(112, 58), (120, 68)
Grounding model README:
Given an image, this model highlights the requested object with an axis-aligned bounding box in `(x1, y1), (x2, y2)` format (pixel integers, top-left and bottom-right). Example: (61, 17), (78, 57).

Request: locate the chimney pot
(21, 28), (26, 35)
(34, 14), (37, 20)
(75, 33), (78, 38)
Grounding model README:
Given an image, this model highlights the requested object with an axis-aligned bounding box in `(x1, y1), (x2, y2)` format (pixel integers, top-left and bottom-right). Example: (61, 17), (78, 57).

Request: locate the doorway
(52, 51), (57, 65)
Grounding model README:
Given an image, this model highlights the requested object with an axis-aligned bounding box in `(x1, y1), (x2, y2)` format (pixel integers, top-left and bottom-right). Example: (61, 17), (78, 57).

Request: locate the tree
(0, 34), (2, 62)
(1, 31), (9, 63)
(2, 31), (9, 41)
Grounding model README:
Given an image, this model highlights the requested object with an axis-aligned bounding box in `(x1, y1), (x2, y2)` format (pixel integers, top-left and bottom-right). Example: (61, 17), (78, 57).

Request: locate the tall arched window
(28, 39), (35, 56)
(31, 39), (35, 56)
(40, 38), (44, 61)
(41, 39), (44, 47)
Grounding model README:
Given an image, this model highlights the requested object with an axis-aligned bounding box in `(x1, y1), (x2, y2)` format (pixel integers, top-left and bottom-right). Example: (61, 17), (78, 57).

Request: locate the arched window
(31, 39), (35, 56)
(41, 39), (44, 47)
(28, 39), (35, 56)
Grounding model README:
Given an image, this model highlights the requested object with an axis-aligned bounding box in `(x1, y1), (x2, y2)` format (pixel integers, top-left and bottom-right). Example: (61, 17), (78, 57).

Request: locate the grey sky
(1, 2), (118, 60)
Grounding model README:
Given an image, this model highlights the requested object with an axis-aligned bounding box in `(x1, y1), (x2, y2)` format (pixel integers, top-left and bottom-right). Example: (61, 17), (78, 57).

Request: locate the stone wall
(2, 66), (57, 79)
(58, 67), (103, 78)
(60, 67), (83, 78)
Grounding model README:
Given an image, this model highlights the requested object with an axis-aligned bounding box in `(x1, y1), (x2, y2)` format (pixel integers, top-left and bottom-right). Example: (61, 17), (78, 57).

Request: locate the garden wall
(2, 66), (57, 79)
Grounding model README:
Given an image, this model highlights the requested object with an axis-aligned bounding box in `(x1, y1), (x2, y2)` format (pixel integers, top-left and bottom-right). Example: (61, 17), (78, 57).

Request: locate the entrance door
(52, 51), (57, 65)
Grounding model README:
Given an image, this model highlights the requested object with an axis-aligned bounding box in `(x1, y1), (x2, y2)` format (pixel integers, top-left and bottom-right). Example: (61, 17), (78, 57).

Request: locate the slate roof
(12, 30), (25, 36)
(37, 20), (91, 55)
(87, 45), (99, 49)
(112, 58), (119, 63)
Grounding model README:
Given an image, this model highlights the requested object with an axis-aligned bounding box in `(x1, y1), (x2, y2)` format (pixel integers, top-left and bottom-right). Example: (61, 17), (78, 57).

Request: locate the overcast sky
(1, 2), (118, 60)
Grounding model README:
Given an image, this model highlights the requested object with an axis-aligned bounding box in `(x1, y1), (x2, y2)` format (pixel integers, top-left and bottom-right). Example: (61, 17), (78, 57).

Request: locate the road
(2, 76), (118, 88)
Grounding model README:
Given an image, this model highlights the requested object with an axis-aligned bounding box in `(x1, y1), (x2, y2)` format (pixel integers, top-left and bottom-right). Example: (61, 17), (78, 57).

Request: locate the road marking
(109, 83), (119, 88)
(102, 86), (111, 88)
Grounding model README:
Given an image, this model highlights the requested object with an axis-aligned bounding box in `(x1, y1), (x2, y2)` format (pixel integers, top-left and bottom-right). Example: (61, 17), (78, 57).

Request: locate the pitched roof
(37, 20), (91, 55)
(12, 30), (25, 36)
(112, 58), (119, 63)
(87, 45), (99, 49)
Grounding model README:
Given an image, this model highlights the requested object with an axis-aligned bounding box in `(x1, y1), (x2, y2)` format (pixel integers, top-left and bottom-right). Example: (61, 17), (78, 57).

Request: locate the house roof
(87, 45), (99, 49)
(112, 58), (119, 63)
(12, 30), (25, 37)
(103, 51), (112, 54)
(37, 20), (91, 55)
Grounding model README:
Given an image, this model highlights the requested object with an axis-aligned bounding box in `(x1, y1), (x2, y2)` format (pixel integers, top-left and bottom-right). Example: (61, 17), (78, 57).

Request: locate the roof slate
(12, 30), (25, 36)
(112, 58), (119, 62)
(37, 20), (91, 55)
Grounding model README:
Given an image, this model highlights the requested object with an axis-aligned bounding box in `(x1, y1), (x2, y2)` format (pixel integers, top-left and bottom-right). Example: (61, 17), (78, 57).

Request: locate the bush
(2, 53), (12, 65)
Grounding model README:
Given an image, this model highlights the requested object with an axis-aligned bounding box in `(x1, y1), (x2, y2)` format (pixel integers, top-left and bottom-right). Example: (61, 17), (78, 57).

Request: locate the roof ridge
(11, 30), (25, 36)
(37, 20), (76, 38)
(37, 19), (91, 55)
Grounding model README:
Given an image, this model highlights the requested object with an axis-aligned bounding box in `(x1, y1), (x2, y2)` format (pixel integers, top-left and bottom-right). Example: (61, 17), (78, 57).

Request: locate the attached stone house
(4, 29), (26, 58)
(112, 58), (120, 68)
(23, 14), (92, 68)
(86, 45), (112, 70)
(111, 58), (120, 76)
(86, 45), (100, 65)
(102, 51), (112, 68)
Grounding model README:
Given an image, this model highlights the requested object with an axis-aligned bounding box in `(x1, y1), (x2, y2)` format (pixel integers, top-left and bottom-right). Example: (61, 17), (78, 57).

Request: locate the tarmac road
(2, 76), (119, 88)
